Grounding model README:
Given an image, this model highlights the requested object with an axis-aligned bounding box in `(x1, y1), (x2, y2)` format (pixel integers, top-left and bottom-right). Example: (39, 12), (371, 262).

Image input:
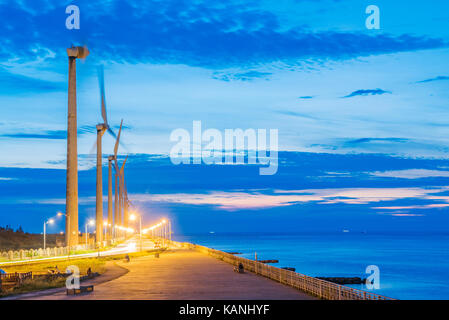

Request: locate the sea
(174, 232), (449, 300)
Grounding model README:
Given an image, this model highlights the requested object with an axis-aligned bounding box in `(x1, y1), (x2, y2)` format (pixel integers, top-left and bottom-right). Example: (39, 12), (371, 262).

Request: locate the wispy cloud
(0, 127), (97, 140)
(345, 138), (408, 145)
(416, 75), (449, 83)
(213, 71), (272, 81)
(276, 110), (319, 120)
(373, 203), (449, 210)
(0, 177), (17, 181)
(98, 187), (449, 211)
(369, 169), (449, 179)
(0, 1), (447, 68)
(0, 130), (66, 140)
(389, 213), (425, 217)
(343, 89), (391, 98)
(0, 68), (64, 95)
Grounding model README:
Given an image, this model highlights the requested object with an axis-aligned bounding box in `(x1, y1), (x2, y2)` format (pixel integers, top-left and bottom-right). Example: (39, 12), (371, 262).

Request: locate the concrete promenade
(22, 249), (314, 300)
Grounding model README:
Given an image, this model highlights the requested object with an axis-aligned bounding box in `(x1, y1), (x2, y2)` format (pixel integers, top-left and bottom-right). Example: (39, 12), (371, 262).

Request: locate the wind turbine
(123, 173), (130, 229)
(95, 66), (117, 246)
(112, 120), (123, 239)
(66, 45), (89, 247)
(107, 155), (114, 240)
(119, 156), (128, 229)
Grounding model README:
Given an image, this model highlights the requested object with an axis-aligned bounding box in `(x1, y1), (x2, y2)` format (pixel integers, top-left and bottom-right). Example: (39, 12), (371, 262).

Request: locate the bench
(66, 285), (94, 295)
(233, 263), (245, 274)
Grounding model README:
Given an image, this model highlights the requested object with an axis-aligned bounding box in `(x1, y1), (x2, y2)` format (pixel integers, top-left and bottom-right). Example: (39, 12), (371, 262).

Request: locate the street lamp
(103, 221), (110, 242)
(85, 219), (95, 246)
(161, 219), (167, 246)
(130, 213), (142, 252)
(57, 212), (71, 246)
(43, 218), (54, 249)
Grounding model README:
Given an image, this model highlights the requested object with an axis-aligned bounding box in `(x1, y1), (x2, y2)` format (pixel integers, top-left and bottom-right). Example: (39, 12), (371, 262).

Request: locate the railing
(0, 272), (33, 282)
(170, 241), (395, 300)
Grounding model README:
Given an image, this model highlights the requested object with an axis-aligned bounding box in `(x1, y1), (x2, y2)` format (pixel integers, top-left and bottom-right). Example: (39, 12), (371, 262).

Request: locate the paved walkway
(22, 249), (314, 300)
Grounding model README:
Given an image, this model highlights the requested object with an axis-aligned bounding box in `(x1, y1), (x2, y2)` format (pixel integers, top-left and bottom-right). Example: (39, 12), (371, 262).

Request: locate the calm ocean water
(174, 232), (449, 300)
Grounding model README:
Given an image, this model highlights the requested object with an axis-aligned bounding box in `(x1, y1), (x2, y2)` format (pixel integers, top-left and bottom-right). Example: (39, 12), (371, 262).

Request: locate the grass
(0, 257), (106, 297)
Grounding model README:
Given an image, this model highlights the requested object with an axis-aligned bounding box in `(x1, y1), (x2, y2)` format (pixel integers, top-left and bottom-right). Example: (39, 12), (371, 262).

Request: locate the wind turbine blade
(89, 138), (97, 155)
(107, 127), (117, 139)
(123, 177), (129, 200)
(113, 159), (120, 174)
(79, 45), (90, 62)
(114, 119), (123, 157)
(120, 155), (128, 172)
(97, 65), (108, 126)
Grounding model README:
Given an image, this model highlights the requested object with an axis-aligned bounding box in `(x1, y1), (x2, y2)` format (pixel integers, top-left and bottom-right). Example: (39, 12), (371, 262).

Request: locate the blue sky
(0, 0), (449, 233)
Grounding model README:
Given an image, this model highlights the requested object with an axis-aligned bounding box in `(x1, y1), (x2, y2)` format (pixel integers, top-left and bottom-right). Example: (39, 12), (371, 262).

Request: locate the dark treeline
(0, 225), (64, 251)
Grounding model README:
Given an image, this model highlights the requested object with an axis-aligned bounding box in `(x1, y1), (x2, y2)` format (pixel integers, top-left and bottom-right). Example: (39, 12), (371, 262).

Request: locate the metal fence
(171, 241), (395, 300)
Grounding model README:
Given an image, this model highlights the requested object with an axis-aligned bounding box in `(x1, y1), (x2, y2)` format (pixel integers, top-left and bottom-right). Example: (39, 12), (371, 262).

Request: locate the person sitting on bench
(234, 263), (244, 273)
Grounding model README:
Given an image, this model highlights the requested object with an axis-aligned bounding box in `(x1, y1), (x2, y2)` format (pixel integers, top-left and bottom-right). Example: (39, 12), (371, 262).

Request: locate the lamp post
(103, 222), (110, 243)
(57, 212), (71, 246)
(43, 218), (55, 249)
(130, 213), (142, 252)
(168, 220), (172, 242)
(161, 219), (168, 247)
(85, 219), (95, 247)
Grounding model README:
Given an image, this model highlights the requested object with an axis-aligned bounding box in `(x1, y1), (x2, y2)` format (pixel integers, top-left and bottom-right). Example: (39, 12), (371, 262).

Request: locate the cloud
(389, 213), (425, 217)
(299, 96), (314, 99)
(0, 127), (95, 140)
(345, 138), (408, 145)
(343, 89), (391, 98)
(276, 110), (319, 120)
(416, 76), (449, 83)
(106, 186), (449, 210)
(0, 1), (447, 68)
(0, 68), (64, 94)
(373, 204), (449, 210)
(213, 70), (272, 81)
(0, 130), (66, 140)
(369, 169), (449, 179)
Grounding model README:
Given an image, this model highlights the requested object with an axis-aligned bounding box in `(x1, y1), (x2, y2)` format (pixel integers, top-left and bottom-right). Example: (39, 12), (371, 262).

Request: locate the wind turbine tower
(66, 45), (89, 247)
(95, 66), (117, 246)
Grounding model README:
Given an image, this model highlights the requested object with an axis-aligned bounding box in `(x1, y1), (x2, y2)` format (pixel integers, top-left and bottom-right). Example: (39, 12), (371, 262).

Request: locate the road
(0, 238), (145, 267)
(19, 249), (314, 300)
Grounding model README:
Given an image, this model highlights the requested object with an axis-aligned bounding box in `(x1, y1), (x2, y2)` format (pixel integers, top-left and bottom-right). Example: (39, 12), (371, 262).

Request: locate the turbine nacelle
(96, 123), (108, 132)
(67, 46), (90, 59)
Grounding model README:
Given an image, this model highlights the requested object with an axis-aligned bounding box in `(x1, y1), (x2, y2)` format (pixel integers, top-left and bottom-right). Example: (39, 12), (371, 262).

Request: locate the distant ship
(342, 229), (350, 233)
(209, 231), (215, 234)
